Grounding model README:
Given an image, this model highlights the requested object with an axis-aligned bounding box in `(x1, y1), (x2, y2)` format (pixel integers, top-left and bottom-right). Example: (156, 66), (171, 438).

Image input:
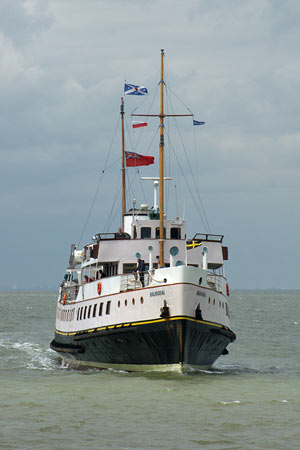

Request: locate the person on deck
(135, 258), (145, 287)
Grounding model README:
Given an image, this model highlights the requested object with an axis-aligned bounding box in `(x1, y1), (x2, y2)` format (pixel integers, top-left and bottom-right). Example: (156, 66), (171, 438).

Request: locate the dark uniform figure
(135, 258), (145, 287)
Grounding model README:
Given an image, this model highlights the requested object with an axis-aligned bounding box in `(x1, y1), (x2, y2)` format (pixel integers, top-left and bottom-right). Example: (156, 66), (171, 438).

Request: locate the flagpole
(121, 97), (126, 231)
(159, 49), (164, 267)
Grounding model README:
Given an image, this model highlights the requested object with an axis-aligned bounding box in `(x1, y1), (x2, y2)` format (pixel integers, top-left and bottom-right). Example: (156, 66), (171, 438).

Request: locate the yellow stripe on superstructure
(55, 316), (225, 336)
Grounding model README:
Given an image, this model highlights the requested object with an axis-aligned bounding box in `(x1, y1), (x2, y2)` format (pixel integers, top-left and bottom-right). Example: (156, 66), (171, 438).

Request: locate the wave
(0, 337), (58, 372)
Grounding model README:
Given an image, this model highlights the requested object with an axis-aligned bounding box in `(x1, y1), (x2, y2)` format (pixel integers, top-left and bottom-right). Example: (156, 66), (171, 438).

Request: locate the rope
(77, 116), (120, 246)
(164, 85), (211, 232)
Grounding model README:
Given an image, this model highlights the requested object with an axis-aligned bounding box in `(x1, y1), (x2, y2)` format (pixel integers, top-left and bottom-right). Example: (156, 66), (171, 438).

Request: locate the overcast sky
(1, 0), (300, 290)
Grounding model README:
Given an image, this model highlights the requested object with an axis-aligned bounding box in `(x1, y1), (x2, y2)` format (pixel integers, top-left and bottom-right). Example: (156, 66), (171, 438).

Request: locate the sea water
(0, 290), (299, 450)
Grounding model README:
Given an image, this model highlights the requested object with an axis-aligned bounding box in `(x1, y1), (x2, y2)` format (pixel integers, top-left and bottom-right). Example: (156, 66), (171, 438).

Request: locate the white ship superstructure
(50, 50), (236, 371)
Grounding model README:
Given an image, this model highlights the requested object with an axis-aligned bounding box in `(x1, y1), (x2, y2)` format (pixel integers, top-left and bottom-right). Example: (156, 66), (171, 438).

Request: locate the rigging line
(130, 84), (160, 152)
(175, 184), (179, 218)
(164, 82), (194, 115)
(77, 117), (121, 246)
(126, 170), (135, 208)
(123, 123), (160, 212)
(137, 168), (147, 203)
(164, 127), (209, 232)
(192, 120), (200, 192)
(107, 196), (123, 231)
(104, 174), (122, 232)
(164, 89), (211, 232)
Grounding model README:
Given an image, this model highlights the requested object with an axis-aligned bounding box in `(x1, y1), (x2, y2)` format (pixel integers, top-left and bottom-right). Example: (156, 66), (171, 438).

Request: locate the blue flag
(124, 83), (148, 95)
(193, 120), (205, 126)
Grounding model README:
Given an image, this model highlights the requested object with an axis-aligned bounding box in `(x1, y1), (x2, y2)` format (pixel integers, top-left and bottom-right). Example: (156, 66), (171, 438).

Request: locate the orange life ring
(63, 293), (66, 305)
(97, 282), (102, 295)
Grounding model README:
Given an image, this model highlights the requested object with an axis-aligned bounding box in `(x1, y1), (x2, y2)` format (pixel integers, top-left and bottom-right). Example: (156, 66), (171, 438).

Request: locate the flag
(124, 83), (148, 95)
(193, 120), (205, 126)
(125, 151), (154, 167)
(186, 240), (202, 250)
(132, 121), (148, 129)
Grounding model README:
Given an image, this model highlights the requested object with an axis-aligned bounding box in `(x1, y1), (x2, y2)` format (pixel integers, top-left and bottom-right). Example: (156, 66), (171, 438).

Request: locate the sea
(0, 290), (299, 450)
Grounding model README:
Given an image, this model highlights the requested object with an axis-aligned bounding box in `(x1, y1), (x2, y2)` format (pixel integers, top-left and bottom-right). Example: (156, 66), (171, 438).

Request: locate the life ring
(226, 283), (230, 297)
(97, 282), (102, 295)
(63, 294), (66, 305)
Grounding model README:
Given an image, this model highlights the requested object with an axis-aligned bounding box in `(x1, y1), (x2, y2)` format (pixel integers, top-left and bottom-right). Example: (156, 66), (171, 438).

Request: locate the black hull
(50, 317), (236, 371)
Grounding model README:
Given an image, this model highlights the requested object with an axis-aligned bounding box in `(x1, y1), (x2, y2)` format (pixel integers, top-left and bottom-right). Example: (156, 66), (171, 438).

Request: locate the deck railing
(207, 273), (226, 293)
(120, 272), (151, 291)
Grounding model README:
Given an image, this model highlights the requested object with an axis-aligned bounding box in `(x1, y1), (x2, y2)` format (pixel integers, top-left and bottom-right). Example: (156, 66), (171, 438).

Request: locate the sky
(1, 0), (300, 290)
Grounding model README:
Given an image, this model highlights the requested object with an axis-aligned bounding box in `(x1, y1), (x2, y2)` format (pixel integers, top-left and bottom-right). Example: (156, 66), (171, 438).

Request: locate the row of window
(139, 226), (181, 240)
(117, 297), (144, 308)
(59, 296), (229, 322)
(76, 301), (111, 321)
(208, 297), (229, 316)
(57, 308), (75, 322)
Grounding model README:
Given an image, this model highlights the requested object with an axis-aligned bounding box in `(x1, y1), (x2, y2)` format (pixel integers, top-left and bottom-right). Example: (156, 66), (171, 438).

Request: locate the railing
(207, 273), (226, 293)
(120, 272), (151, 291)
(192, 233), (224, 242)
(60, 283), (80, 302)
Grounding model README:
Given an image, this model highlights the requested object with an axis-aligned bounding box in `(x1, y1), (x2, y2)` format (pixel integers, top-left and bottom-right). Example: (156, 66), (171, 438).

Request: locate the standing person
(135, 258), (145, 287)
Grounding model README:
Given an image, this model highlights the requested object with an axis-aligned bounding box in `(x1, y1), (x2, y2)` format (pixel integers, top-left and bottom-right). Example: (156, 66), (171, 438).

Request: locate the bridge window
(141, 227), (151, 239)
(156, 227), (166, 239)
(171, 227), (181, 239)
(123, 263), (136, 274)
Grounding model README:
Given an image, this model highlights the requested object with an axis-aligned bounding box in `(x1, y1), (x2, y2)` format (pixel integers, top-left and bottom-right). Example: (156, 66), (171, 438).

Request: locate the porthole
(199, 277), (202, 285)
(140, 297), (144, 304)
(132, 298), (135, 305)
(118, 300), (121, 308)
(208, 297), (210, 304)
(213, 299), (215, 305)
(125, 299), (127, 306)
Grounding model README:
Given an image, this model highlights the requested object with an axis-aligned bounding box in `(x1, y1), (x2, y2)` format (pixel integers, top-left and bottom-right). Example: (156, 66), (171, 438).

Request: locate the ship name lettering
(150, 290), (165, 297)
(197, 291), (206, 297)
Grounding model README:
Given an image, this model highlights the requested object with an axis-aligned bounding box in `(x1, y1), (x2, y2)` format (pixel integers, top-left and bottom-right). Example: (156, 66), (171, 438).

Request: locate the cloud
(1, 0), (300, 288)
(0, 0), (52, 46)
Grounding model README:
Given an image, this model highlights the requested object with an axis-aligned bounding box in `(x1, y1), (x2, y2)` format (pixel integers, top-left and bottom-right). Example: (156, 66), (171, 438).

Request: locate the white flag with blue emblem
(124, 83), (148, 95)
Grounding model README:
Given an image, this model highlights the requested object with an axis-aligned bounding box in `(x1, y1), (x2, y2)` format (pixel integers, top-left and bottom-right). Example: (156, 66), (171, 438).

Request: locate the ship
(50, 50), (236, 371)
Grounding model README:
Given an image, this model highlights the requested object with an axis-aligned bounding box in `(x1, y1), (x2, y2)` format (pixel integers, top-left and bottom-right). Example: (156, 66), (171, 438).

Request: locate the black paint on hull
(50, 317), (236, 370)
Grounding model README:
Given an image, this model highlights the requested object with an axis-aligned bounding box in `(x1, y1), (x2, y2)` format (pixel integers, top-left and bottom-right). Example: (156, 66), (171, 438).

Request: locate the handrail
(192, 233), (224, 242)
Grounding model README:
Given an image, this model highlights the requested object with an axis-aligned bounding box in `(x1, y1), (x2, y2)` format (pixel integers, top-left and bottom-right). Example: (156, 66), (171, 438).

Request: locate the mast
(159, 49), (165, 266)
(131, 50), (193, 264)
(121, 97), (126, 231)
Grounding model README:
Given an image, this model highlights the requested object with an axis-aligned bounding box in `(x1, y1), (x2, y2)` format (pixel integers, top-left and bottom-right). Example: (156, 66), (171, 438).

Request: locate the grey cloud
(0, 0), (53, 46)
